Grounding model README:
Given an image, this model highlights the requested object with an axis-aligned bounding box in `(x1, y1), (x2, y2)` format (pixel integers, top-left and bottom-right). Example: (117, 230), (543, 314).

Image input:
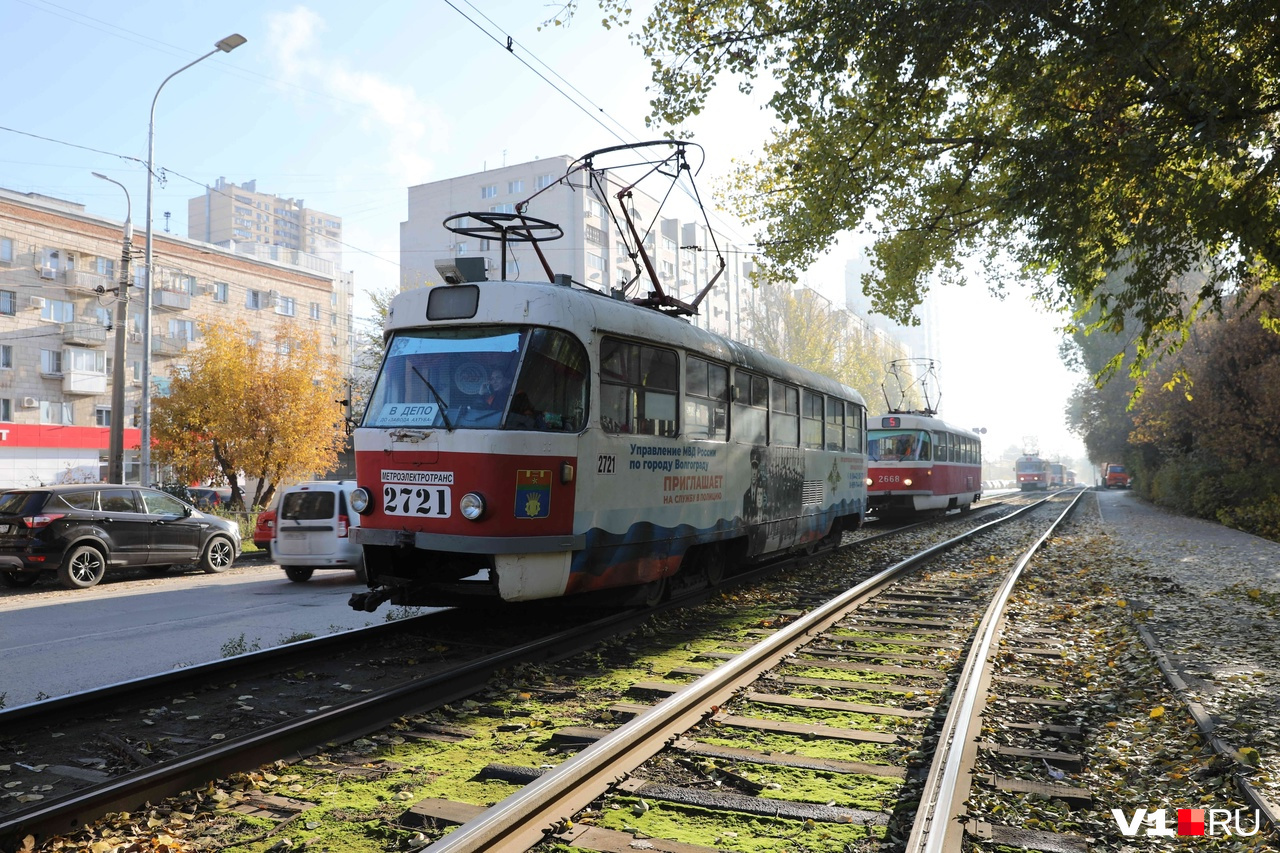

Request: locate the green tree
(566, 0), (1280, 372)
(151, 320), (346, 510)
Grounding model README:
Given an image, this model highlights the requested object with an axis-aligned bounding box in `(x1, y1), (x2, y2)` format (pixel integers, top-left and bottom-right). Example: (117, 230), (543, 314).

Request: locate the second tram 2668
(865, 412), (983, 517)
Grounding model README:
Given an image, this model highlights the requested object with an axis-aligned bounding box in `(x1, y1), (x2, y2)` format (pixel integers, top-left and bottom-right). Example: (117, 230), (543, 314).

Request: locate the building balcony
(63, 321), (108, 347)
(63, 369), (108, 395)
(151, 335), (189, 358)
(153, 289), (192, 311)
(67, 268), (112, 294)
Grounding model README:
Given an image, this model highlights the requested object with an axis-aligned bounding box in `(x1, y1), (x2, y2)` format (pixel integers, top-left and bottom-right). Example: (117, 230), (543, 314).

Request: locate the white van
(273, 480), (366, 582)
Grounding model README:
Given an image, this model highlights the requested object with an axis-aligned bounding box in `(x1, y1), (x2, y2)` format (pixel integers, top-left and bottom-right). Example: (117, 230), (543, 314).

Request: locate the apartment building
(188, 177), (343, 266)
(0, 188), (352, 488)
(399, 156), (763, 341)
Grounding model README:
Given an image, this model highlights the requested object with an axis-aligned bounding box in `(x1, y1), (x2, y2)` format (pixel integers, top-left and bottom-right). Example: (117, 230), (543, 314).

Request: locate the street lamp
(141, 32), (246, 486)
(92, 172), (133, 484)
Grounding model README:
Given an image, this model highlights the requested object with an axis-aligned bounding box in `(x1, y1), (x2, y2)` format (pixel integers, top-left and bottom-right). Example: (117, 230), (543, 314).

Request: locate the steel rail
(903, 489), (1087, 853)
(425, 493), (1059, 852)
(0, 603), (673, 848)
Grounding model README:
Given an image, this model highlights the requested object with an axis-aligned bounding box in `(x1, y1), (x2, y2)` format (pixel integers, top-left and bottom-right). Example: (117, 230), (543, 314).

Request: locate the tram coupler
(349, 587), (393, 613)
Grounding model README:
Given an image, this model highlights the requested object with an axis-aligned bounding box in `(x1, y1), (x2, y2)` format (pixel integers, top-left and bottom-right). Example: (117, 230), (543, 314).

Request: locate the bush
(1217, 493), (1280, 542)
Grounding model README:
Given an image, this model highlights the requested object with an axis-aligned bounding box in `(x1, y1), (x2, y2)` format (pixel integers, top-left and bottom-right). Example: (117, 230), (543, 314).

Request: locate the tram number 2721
(383, 486), (452, 517)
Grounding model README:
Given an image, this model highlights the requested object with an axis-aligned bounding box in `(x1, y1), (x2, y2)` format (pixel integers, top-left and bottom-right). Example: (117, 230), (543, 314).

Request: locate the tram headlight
(865, 477), (873, 487)
(902, 478), (913, 487)
(350, 487), (372, 514)
(460, 492), (486, 521)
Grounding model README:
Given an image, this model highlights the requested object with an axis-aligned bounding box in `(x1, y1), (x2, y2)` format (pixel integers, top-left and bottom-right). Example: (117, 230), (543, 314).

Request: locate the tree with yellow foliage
(151, 320), (346, 509)
(744, 284), (914, 409)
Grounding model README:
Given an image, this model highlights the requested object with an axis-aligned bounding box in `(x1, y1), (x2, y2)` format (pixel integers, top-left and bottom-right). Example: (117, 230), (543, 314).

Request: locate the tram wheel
(633, 576), (668, 608)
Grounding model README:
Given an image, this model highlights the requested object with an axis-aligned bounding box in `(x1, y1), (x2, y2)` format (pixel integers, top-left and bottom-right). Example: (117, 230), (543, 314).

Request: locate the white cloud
(267, 5), (439, 184)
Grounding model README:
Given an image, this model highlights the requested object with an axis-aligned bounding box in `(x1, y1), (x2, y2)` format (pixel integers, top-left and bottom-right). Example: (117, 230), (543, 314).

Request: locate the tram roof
(866, 411), (981, 439)
(386, 279), (866, 406)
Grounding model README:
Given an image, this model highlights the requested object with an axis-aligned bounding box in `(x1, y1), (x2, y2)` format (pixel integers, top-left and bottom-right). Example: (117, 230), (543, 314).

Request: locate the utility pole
(94, 172), (133, 484)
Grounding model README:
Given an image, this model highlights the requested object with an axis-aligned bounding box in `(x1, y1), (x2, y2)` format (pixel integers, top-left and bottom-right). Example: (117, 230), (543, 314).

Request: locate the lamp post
(93, 172), (133, 484)
(141, 32), (246, 486)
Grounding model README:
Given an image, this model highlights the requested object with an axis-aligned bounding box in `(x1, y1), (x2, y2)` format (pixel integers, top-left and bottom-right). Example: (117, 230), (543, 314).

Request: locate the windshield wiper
(410, 365), (454, 432)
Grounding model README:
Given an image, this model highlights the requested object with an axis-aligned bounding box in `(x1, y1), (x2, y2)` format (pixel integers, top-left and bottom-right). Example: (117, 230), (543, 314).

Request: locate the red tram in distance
(1016, 455), (1050, 490)
(866, 412), (983, 517)
(1049, 462), (1066, 488)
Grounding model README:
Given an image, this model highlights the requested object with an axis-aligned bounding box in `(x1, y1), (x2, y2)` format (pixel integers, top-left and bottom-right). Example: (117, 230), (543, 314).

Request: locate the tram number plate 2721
(382, 485), (452, 517)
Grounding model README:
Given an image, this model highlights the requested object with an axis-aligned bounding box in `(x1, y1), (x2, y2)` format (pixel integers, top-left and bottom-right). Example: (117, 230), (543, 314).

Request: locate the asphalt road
(0, 555), (427, 710)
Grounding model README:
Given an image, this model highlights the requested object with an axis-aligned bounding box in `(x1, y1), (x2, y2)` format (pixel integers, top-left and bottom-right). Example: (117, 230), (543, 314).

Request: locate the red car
(253, 507), (277, 549)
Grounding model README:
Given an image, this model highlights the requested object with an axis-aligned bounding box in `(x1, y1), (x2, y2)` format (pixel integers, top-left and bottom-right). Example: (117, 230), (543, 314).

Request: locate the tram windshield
(362, 325), (589, 431)
(1016, 457), (1048, 473)
(868, 429), (931, 461)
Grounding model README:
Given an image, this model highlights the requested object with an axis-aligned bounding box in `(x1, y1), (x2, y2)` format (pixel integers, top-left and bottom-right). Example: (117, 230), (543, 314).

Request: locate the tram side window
(918, 431), (932, 461)
(802, 391), (824, 450)
(508, 328), (589, 432)
(684, 355), (728, 441)
(771, 382), (799, 447)
(825, 396), (844, 451)
(599, 337), (678, 436)
(844, 402), (864, 453)
(937, 432), (951, 462)
(732, 370), (768, 445)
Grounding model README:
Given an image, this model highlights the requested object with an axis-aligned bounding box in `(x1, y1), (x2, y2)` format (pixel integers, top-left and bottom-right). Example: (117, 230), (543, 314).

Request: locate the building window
(0, 290), (14, 316)
(96, 406), (112, 427)
(586, 198), (606, 220)
(0, 398), (10, 422)
(0, 236), (13, 264)
(214, 282), (229, 303)
(276, 295), (296, 316)
(40, 401), (73, 425)
(95, 256), (115, 278)
(67, 348), (105, 373)
(456, 242), (468, 254)
(41, 349), (63, 375)
(480, 185), (497, 199)
(310, 302), (321, 320)
(587, 253), (605, 271)
(246, 289), (267, 310)
(168, 319), (194, 340)
(41, 248), (61, 278)
(488, 203), (515, 214)
(42, 298), (75, 323)
(535, 173), (555, 190)
(0, 343), (12, 368)
(507, 179), (523, 194)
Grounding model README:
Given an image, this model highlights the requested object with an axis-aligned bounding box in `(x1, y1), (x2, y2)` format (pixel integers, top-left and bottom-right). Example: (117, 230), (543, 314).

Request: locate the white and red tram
(865, 413), (983, 516)
(1016, 455), (1051, 491)
(346, 276), (870, 610)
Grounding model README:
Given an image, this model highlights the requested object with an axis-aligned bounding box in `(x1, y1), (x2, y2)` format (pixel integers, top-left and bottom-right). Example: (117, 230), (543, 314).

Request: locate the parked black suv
(0, 485), (241, 590)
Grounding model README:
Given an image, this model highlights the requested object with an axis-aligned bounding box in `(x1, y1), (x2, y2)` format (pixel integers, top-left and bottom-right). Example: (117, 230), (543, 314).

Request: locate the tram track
(412, 493), (1078, 853)
(1, 491), (1075, 851)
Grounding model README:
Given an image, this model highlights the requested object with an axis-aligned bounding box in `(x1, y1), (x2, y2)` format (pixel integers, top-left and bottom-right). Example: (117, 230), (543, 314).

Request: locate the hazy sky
(1, 0), (1087, 461)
